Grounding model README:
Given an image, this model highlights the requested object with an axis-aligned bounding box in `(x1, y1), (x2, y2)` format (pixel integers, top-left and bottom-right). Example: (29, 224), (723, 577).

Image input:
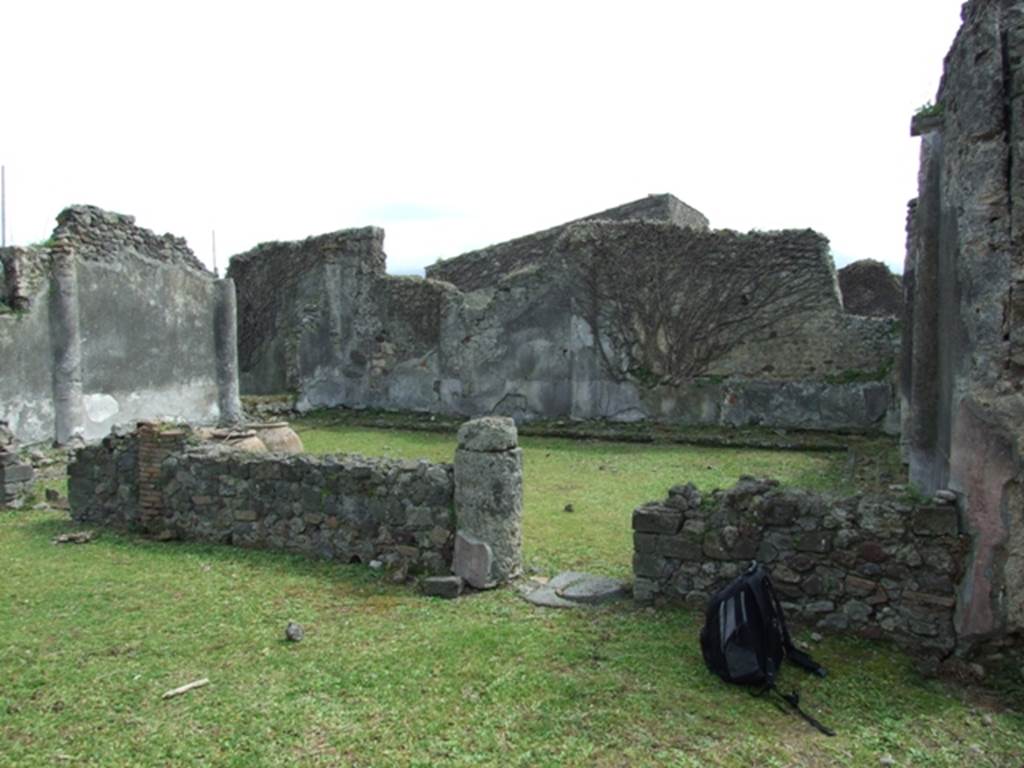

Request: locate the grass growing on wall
(1, 426), (1020, 767)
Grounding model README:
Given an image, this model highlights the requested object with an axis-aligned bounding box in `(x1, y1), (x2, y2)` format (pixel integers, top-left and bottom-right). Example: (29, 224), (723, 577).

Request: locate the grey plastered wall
(438, 264), (576, 420)
(0, 206), (241, 444)
(75, 258), (222, 439)
(0, 249), (56, 443)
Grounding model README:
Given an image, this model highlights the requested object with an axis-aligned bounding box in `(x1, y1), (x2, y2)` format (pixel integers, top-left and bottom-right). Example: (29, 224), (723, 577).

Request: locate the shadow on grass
(20, 512), (388, 592)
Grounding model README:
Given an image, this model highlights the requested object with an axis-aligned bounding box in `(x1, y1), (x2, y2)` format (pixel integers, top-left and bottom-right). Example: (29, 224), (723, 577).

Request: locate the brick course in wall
(633, 477), (965, 654)
(136, 423), (189, 527)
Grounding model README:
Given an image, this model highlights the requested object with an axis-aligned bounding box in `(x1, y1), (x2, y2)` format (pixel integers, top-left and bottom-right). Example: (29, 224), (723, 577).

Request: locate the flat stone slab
(520, 572), (630, 609)
(520, 583), (577, 608)
(557, 574), (630, 604)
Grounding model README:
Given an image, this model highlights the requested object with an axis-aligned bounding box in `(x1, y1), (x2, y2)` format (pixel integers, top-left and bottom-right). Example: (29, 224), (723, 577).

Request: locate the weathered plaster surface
(0, 205), (240, 444)
(232, 196), (897, 432)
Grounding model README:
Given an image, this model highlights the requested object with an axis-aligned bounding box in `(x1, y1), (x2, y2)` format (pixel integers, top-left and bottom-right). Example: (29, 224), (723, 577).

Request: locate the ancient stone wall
(69, 428), (457, 575)
(228, 228), (386, 394)
(68, 418), (525, 583)
(902, 0), (1024, 647)
(0, 206), (240, 444)
(633, 477), (964, 654)
(227, 227), (457, 409)
(426, 193), (710, 293)
(560, 221), (895, 381)
(231, 195), (898, 432)
(838, 259), (903, 317)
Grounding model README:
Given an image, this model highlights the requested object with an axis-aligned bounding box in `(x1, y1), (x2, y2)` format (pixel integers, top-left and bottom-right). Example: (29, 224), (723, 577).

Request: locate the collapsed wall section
(902, 0), (1024, 647)
(0, 205), (240, 444)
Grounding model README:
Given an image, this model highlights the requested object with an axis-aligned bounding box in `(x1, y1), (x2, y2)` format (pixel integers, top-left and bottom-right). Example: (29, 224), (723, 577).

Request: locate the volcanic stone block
(0, 462), (33, 484)
(456, 417), (518, 453)
(632, 506), (683, 534)
(422, 575), (464, 599)
(911, 506), (959, 537)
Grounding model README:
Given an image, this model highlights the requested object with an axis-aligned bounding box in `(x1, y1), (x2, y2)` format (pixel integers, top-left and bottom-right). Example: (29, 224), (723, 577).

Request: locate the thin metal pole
(212, 229), (218, 276)
(1, 165), (6, 247)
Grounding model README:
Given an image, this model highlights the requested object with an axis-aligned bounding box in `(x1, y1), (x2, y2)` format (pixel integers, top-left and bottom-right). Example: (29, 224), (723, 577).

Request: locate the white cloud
(1, 1), (964, 275)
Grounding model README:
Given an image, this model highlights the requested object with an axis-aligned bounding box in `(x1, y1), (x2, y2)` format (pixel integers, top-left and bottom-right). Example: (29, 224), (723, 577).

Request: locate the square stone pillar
(453, 417), (523, 588)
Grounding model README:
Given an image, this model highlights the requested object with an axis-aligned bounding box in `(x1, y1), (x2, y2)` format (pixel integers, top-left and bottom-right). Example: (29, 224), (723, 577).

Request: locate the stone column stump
(453, 417), (523, 588)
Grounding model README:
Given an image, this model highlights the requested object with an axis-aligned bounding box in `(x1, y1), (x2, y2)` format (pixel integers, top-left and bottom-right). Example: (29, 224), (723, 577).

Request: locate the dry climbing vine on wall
(561, 222), (834, 385)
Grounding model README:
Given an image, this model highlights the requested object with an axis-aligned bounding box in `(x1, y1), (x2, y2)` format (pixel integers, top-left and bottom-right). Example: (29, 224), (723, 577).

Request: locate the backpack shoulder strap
(773, 687), (836, 737)
(763, 571), (827, 678)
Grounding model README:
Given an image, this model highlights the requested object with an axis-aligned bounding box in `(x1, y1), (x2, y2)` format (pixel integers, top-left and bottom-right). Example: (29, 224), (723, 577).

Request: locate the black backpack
(700, 561), (835, 736)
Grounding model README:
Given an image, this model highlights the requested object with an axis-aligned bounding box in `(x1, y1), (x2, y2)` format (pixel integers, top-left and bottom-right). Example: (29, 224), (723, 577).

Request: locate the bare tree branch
(560, 222), (832, 385)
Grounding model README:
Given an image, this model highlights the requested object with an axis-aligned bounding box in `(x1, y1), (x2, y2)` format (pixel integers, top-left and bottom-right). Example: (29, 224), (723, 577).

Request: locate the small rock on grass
(52, 531), (94, 544)
(285, 622), (304, 642)
(422, 576), (463, 599)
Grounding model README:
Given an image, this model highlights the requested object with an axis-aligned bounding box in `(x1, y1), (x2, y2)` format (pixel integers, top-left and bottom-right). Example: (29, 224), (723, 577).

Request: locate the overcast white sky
(2, 1), (963, 275)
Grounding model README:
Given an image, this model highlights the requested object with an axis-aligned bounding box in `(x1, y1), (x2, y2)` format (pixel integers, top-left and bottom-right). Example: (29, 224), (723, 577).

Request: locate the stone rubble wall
(426, 193), (710, 293)
(633, 477), (964, 654)
(228, 227), (387, 394)
(560, 221), (896, 383)
(1, 246), (51, 311)
(68, 432), (140, 529)
(69, 427), (457, 575)
(902, 0), (1024, 645)
(51, 205), (206, 271)
(0, 206), (240, 445)
(838, 259), (903, 317)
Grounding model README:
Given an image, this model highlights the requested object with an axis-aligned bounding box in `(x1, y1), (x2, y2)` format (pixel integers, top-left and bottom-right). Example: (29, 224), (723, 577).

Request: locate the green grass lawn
(1, 423), (1021, 767)
(296, 420), (886, 578)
